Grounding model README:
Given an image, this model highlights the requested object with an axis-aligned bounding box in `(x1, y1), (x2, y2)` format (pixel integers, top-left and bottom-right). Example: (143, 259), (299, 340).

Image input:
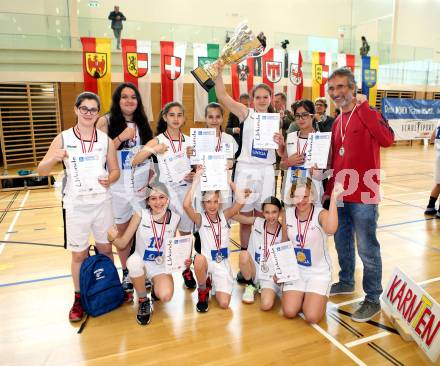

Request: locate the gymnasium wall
(2, 0), (439, 52)
(58, 82), (313, 133)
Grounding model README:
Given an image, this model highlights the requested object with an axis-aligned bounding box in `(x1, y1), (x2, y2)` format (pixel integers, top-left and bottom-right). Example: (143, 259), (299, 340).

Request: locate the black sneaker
(196, 287), (210, 313)
(182, 268), (196, 289)
(425, 207), (437, 215)
(122, 271), (134, 293)
(351, 300), (381, 322)
(329, 282), (355, 296)
(236, 271), (247, 285)
(136, 297), (153, 325)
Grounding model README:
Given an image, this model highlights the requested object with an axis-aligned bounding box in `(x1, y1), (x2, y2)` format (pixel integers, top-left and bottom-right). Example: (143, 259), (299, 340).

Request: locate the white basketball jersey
(156, 133), (190, 184)
(237, 109), (276, 165)
(248, 217), (282, 265)
(198, 211), (230, 262)
(61, 127), (109, 204)
(135, 208), (180, 261)
(283, 131), (323, 205)
(285, 205), (332, 274)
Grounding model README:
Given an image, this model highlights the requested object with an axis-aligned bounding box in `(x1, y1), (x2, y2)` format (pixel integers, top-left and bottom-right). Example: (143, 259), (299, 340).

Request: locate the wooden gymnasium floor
(1, 143), (439, 366)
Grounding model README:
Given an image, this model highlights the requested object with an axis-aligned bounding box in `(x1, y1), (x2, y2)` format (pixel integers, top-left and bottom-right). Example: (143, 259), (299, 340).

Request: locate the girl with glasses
(277, 100), (324, 205)
(38, 92), (120, 322)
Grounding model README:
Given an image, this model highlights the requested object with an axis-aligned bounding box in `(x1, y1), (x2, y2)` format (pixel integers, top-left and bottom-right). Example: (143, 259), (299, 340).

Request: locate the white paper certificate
(69, 152), (106, 196)
(190, 128), (217, 164)
(163, 151), (191, 184)
(270, 241), (300, 282)
(165, 235), (193, 273)
(304, 132), (332, 169)
(200, 152), (228, 191)
(253, 113), (280, 149)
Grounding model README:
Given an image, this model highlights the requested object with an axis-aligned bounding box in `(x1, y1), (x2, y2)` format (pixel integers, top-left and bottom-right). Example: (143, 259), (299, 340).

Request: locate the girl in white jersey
(236, 196), (284, 310)
(281, 178), (341, 323)
(97, 83), (154, 302)
(213, 63), (283, 255)
(38, 92), (120, 322)
(108, 182), (187, 325)
(277, 100), (324, 205)
(424, 122), (440, 217)
(132, 102), (197, 289)
(183, 170), (250, 312)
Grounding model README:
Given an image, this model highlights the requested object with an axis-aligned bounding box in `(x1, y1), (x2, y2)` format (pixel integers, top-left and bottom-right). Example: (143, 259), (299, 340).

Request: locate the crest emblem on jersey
(363, 69), (377, 88)
(163, 55), (182, 80)
(289, 63), (302, 86)
(265, 61), (282, 83)
(126, 52), (148, 78)
(237, 64), (249, 81)
(315, 64), (329, 85)
(85, 52), (107, 78)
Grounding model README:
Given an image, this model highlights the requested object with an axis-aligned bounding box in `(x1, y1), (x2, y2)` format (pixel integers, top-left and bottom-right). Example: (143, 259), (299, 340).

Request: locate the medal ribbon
(339, 105), (357, 147)
(296, 131), (308, 157)
(164, 129), (182, 153)
(215, 133), (222, 152)
(295, 205), (314, 249)
(75, 126), (96, 153)
(205, 212), (222, 254)
(263, 221), (281, 261)
(150, 211), (169, 255)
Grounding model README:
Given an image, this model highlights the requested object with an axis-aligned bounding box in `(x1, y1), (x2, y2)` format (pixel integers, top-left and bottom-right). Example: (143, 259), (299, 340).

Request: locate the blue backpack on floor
(79, 253), (124, 317)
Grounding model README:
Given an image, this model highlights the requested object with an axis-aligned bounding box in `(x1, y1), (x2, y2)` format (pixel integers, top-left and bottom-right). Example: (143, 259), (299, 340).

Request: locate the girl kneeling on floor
(236, 196), (284, 310)
(183, 170), (249, 312)
(281, 178), (342, 323)
(108, 182), (187, 325)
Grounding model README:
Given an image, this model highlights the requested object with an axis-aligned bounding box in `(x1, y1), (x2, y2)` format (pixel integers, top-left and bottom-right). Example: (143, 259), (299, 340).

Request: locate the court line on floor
(0, 191), (30, 255)
(345, 332), (391, 348)
(382, 231), (440, 253)
(382, 196), (425, 209)
(299, 313), (367, 366)
(377, 217), (435, 229)
(0, 205), (61, 213)
(0, 191), (18, 224)
(328, 311), (403, 365)
(0, 240), (63, 248)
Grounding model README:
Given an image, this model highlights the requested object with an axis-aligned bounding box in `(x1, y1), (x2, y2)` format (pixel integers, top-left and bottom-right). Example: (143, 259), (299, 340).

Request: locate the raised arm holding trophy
(191, 22), (266, 92)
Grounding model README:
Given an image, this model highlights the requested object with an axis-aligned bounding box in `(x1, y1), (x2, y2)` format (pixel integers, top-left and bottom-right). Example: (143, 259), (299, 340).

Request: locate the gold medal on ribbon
(296, 251), (307, 263)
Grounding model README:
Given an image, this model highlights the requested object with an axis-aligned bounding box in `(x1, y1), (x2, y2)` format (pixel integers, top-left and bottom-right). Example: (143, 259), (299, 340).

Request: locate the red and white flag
(160, 41), (186, 107)
(262, 48), (284, 95)
(286, 49), (303, 109)
(121, 39), (153, 121)
(338, 53), (355, 73)
(231, 59), (254, 101)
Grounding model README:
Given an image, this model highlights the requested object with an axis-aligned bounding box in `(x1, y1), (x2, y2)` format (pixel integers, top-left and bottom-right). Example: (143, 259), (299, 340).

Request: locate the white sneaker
(242, 284), (257, 304)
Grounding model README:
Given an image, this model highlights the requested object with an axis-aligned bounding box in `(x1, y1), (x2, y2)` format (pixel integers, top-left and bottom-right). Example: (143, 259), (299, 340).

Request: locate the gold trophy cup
(191, 22), (266, 92)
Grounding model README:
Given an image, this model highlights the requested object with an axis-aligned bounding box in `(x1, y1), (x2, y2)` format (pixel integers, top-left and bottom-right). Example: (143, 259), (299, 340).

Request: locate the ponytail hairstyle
(155, 101), (185, 136)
